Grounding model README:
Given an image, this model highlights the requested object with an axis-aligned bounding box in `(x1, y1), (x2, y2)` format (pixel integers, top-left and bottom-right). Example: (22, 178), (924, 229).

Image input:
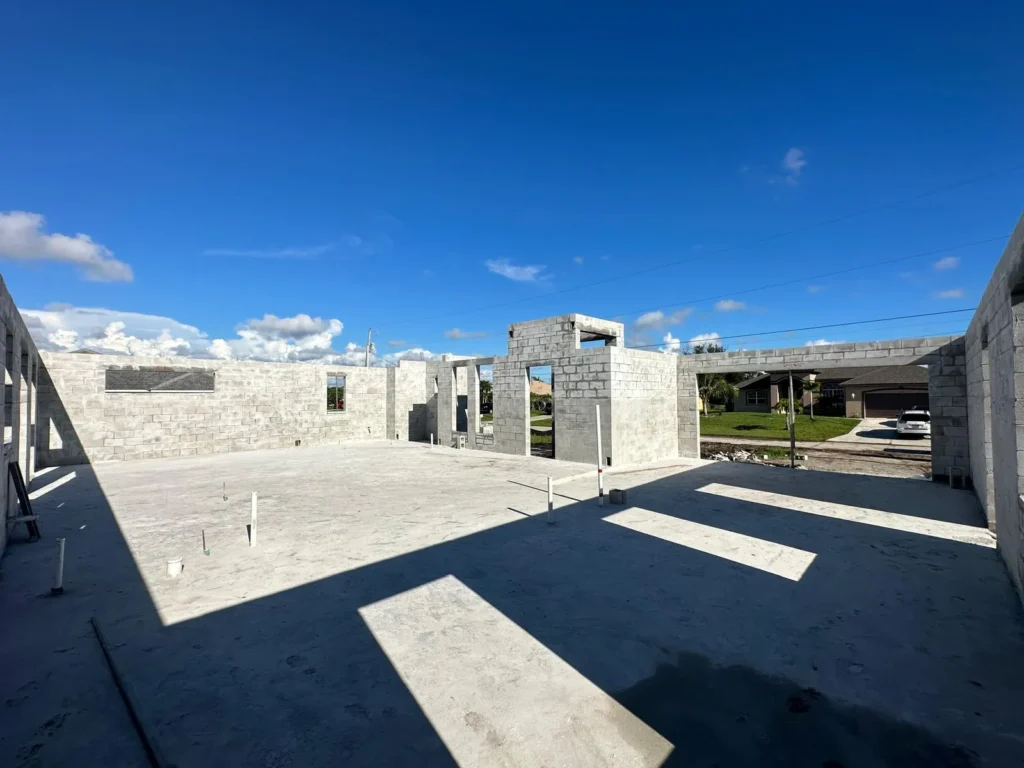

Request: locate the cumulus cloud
(20, 304), (451, 367)
(935, 288), (965, 299)
(485, 258), (546, 282)
(934, 256), (960, 271)
(659, 332), (681, 354)
(805, 339), (845, 347)
(714, 299), (746, 312)
(782, 148), (806, 184)
(387, 339), (407, 347)
(634, 308), (694, 330)
(444, 328), (487, 340)
(688, 332), (722, 347)
(0, 211), (133, 282)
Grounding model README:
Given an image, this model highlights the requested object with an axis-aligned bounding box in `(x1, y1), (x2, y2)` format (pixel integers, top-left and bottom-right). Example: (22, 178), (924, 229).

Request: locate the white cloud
(659, 332), (681, 354)
(0, 211), (133, 282)
(806, 285), (823, 294)
(485, 258), (546, 282)
(20, 304), (454, 367)
(244, 314), (343, 340)
(573, 256), (584, 265)
(714, 299), (746, 312)
(688, 332), (722, 347)
(635, 308), (694, 330)
(935, 288), (965, 299)
(934, 256), (960, 271)
(805, 339), (845, 347)
(203, 244), (335, 259)
(782, 148), (806, 184)
(444, 328), (487, 340)
(387, 339), (407, 348)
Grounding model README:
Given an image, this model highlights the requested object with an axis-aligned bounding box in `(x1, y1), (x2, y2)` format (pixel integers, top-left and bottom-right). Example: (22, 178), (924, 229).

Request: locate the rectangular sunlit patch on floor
(696, 483), (996, 547)
(604, 506), (816, 581)
(28, 470), (76, 500)
(359, 575), (673, 768)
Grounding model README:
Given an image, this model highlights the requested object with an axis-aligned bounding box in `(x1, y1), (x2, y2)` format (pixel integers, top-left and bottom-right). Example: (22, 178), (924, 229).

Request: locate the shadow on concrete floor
(2, 447), (1020, 767)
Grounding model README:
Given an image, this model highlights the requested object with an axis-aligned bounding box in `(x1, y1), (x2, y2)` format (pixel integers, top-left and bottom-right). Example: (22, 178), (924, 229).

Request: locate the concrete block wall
(676, 362), (700, 458)
(610, 347), (678, 465)
(966, 333), (994, 528)
(386, 361), (428, 442)
(0, 276), (41, 561)
(36, 352), (388, 465)
(965, 210), (1024, 601)
(690, 336), (958, 375)
(928, 338), (970, 483)
(550, 347), (612, 465)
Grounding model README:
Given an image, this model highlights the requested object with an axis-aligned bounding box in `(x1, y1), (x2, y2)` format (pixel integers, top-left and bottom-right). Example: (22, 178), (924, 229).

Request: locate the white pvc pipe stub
(166, 557), (183, 578)
(51, 538), (66, 595)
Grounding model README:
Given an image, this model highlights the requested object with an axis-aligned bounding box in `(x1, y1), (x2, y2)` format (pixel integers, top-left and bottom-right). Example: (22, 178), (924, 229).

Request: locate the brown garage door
(864, 392), (929, 418)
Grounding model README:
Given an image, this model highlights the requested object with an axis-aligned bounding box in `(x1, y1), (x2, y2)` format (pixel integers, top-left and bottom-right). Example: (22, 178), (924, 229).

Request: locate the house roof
(814, 366), (882, 381)
(530, 379), (552, 396)
(842, 366), (929, 387)
(735, 373), (770, 390)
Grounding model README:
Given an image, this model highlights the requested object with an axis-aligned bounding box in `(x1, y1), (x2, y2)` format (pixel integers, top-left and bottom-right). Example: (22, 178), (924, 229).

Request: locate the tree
(479, 379), (493, 405)
(698, 374), (738, 416)
(804, 378), (821, 421)
(689, 342), (740, 414)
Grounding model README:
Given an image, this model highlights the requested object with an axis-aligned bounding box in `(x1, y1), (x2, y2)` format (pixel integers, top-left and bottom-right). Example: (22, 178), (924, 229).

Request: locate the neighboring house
(735, 373), (811, 413)
(530, 379), (552, 396)
(835, 366), (929, 418)
(734, 366), (930, 418)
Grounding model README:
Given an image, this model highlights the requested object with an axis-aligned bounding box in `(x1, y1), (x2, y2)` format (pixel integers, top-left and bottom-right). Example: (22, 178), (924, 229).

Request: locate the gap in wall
(477, 364), (493, 435)
(528, 365), (554, 459)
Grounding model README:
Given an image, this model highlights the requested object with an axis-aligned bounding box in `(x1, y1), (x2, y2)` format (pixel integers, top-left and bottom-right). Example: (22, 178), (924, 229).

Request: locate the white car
(896, 410), (931, 438)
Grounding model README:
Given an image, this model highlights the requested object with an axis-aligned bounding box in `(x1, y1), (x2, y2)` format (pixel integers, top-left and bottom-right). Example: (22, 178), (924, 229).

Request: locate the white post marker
(51, 537), (65, 596)
(595, 403), (605, 506)
(250, 491), (258, 547)
(547, 476), (554, 525)
(430, 433), (434, 446)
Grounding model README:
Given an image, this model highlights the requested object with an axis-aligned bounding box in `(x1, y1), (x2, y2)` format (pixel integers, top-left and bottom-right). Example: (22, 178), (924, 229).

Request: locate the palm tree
(804, 378), (821, 421)
(698, 374), (738, 416)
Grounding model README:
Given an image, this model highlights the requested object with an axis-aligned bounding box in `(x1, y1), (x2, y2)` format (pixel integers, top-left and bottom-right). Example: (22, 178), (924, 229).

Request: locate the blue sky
(1, 1), (1022, 364)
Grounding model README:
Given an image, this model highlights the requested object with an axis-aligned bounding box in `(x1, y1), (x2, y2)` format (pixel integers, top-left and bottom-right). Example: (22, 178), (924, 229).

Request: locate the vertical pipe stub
(51, 537), (66, 595)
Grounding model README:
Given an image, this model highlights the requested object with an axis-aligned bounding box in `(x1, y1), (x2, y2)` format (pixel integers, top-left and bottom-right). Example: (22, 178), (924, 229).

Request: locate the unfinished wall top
(507, 314), (623, 357)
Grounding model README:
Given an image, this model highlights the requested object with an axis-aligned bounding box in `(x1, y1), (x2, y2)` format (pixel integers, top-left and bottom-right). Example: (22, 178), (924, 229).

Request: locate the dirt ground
(2, 442), (1021, 767)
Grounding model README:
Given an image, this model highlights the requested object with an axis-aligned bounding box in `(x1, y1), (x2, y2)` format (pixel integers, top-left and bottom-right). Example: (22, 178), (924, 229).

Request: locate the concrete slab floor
(2, 441), (1023, 767)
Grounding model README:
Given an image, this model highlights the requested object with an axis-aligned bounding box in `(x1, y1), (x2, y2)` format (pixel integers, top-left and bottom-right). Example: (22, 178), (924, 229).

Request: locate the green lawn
(532, 417), (552, 427)
(531, 431), (552, 446)
(481, 413), (493, 422)
(700, 412), (859, 441)
(531, 409), (548, 417)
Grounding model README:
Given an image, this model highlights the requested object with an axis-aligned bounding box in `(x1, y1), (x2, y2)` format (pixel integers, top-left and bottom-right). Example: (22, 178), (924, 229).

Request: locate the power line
(626, 308), (975, 351)
(368, 350), (398, 367)
(607, 235), (1004, 322)
(375, 162), (1023, 330)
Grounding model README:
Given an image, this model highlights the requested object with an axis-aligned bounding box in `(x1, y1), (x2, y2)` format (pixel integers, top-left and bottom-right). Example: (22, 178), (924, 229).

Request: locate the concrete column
(6, 336), (20, 519)
(769, 383), (780, 410)
(17, 350), (29, 476)
(467, 364), (480, 438)
(0, 328), (6, 558)
(929, 338), (970, 484)
(27, 356), (37, 481)
(677, 363), (699, 458)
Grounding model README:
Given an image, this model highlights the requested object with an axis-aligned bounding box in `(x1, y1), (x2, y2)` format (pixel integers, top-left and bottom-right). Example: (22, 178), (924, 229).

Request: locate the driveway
(826, 417), (930, 453)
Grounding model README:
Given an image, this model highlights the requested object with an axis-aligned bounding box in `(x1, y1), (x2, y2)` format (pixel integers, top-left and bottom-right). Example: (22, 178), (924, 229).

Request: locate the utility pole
(365, 328), (373, 368)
